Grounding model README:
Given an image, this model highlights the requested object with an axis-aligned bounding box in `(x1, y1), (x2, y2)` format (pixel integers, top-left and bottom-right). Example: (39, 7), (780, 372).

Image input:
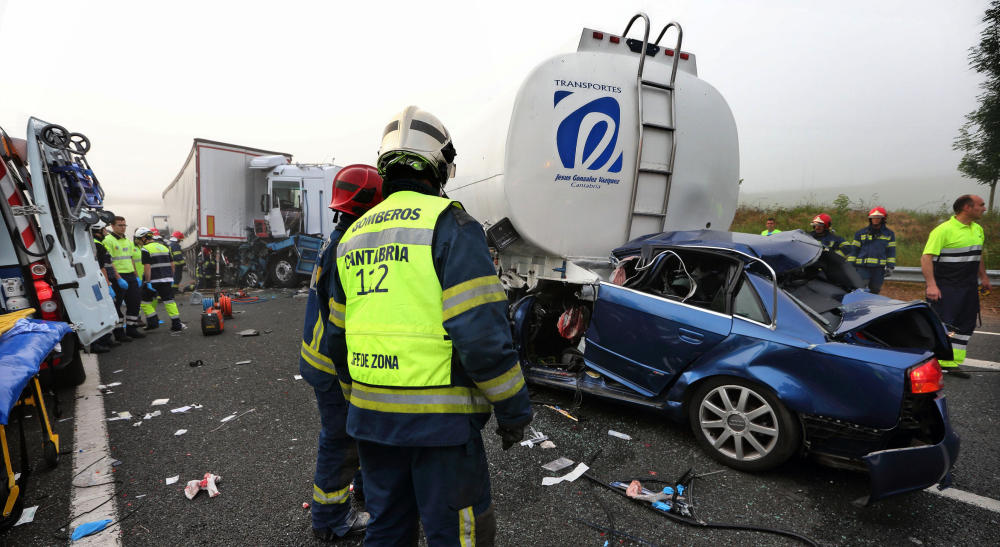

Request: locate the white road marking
(69, 353), (122, 546)
(964, 358), (1000, 371)
(926, 485), (1000, 514)
(975, 330), (1000, 336)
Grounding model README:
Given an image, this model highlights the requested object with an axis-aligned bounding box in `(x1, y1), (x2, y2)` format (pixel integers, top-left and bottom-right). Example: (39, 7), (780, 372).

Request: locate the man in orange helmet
(299, 164), (383, 541)
(843, 206), (895, 294)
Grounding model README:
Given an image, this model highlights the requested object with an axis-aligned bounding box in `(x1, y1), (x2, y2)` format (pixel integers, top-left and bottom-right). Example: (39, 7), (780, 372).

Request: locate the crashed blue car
(511, 230), (959, 503)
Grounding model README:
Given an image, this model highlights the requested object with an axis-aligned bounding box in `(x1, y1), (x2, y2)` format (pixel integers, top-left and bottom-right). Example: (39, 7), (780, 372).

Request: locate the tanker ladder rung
(632, 211), (666, 218)
(641, 80), (674, 91)
(638, 166), (672, 176)
(643, 122), (674, 132)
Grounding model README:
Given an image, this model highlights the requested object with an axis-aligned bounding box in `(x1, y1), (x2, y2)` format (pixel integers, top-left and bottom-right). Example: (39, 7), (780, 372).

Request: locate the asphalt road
(3, 292), (999, 546)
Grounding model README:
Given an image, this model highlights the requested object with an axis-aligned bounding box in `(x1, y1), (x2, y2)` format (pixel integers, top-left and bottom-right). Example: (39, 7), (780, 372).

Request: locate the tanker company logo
(553, 86), (624, 190)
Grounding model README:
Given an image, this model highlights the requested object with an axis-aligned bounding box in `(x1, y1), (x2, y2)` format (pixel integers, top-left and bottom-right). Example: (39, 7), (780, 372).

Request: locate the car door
(584, 280), (733, 397)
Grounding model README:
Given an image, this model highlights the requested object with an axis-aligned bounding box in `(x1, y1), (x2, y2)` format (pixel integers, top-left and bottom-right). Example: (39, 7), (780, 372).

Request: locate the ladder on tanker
(623, 15), (684, 240)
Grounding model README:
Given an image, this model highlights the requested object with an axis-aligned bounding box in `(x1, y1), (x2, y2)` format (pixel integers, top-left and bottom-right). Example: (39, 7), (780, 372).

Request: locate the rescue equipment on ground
(200, 308), (223, 335)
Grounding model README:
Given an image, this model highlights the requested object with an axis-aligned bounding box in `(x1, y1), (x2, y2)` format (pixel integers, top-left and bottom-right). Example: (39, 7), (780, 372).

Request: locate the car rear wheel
(688, 378), (800, 472)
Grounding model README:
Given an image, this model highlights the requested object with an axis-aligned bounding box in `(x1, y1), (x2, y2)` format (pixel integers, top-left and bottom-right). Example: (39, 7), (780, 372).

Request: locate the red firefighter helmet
(868, 206), (887, 218)
(810, 213), (832, 228)
(329, 164), (383, 216)
(171, 230), (184, 239)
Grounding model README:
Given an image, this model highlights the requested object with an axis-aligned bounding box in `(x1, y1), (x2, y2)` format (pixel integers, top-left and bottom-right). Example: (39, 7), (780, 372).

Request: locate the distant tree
(955, 1), (1000, 213)
(833, 193), (851, 215)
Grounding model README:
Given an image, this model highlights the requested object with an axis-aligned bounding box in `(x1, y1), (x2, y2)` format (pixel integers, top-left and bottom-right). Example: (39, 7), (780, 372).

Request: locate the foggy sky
(0, 0), (988, 224)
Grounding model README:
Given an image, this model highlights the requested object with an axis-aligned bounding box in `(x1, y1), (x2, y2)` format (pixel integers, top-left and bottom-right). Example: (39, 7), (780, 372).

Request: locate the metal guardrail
(889, 266), (1000, 283)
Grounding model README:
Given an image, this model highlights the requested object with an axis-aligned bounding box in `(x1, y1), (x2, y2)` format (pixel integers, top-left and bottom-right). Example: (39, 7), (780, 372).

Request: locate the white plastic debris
(113, 369), (123, 374)
(171, 406), (192, 414)
(107, 382), (122, 388)
(13, 505), (37, 526)
(293, 375), (303, 380)
(151, 399), (169, 406)
(166, 475), (179, 485)
(542, 457), (574, 473)
(132, 421), (142, 428)
(118, 411), (132, 419)
(235, 360), (252, 365)
(542, 463), (590, 486)
(220, 414), (237, 423)
(539, 440), (556, 449)
(175, 429), (188, 436)
(608, 430), (632, 441)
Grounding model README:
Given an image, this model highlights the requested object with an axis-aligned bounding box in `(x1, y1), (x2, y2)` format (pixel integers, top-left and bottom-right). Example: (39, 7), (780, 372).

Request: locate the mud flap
(859, 396), (959, 505)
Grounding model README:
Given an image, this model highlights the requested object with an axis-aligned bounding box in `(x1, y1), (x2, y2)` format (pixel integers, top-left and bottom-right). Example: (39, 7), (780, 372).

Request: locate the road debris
(175, 429), (188, 436)
(293, 375), (303, 380)
(151, 399), (169, 406)
(237, 329), (259, 337)
(235, 360), (252, 365)
(171, 406), (192, 414)
(209, 408), (256, 432)
(519, 426), (549, 448)
(13, 505), (37, 526)
(184, 473), (222, 499)
(608, 430), (632, 440)
(542, 457), (574, 473)
(144, 410), (162, 420)
(189, 360), (204, 367)
(542, 463), (589, 486)
(539, 440), (556, 449)
(220, 414), (237, 423)
(165, 475), (179, 485)
(542, 404), (579, 422)
(71, 519), (113, 541)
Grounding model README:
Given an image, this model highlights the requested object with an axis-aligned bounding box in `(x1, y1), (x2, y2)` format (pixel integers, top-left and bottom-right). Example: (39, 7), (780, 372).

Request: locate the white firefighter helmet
(376, 106), (456, 185)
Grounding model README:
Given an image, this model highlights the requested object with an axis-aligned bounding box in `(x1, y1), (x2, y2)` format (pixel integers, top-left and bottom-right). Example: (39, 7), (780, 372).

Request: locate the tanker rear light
(610, 36), (620, 44)
(664, 49), (690, 60)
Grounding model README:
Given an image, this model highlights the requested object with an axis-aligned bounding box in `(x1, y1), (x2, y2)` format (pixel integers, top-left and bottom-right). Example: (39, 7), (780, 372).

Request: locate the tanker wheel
(269, 256), (298, 288)
(44, 440), (59, 468)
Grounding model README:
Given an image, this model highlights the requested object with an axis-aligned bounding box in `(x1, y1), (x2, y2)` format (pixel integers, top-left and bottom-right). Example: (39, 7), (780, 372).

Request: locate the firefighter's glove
(144, 282), (154, 291)
(108, 285), (115, 299)
(116, 278), (128, 290)
(496, 424), (525, 451)
(884, 268), (893, 278)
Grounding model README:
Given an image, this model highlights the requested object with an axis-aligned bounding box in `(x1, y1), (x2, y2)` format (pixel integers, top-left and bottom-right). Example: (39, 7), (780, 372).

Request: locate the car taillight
(909, 358), (943, 394)
(33, 279), (60, 320)
(30, 261), (47, 279)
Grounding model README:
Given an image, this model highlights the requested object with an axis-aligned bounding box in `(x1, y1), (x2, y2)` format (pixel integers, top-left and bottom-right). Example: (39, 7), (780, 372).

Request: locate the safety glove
(108, 285), (115, 299)
(145, 282), (154, 291)
(117, 278), (128, 290)
(495, 424), (525, 450)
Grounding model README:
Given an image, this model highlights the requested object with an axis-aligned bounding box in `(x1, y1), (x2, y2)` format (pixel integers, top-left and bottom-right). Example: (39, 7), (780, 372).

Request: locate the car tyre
(688, 377), (800, 472)
(54, 346), (86, 389)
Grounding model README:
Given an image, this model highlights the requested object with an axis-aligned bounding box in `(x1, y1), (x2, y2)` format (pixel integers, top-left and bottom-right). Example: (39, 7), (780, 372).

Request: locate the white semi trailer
(449, 15), (739, 286)
(159, 139), (341, 287)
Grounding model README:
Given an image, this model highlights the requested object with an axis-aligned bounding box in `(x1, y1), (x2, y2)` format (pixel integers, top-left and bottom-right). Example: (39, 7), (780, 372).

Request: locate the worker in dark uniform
(921, 194), (992, 378)
(89, 225), (120, 353)
(844, 206), (896, 294)
(328, 106), (532, 546)
(136, 227), (184, 332)
(196, 247), (217, 290)
(300, 164), (385, 541)
(809, 213), (845, 256)
(169, 231), (186, 292)
(102, 216), (145, 339)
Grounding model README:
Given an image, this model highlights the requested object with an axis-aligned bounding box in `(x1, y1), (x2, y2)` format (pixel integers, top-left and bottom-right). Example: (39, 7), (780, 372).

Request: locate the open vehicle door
(24, 118), (116, 345)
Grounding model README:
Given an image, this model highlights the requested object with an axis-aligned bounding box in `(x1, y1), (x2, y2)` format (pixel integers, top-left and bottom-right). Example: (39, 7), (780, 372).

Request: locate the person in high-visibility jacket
(761, 217), (781, 236)
(169, 231), (186, 291)
(328, 107), (532, 546)
(844, 206), (896, 294)
(299, 165), (384, 541)
(135, 228), (183, 331)
(89, 224), (119, 353)
(102, 216), (145, 339)
(921, 194), (992, 378)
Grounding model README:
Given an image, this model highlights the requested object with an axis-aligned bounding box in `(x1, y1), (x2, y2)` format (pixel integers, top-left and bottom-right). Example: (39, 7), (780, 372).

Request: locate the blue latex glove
(108, 285), (115, 299)
(71, 518), (112, 540)
(144, 282), (154, 291)
(116, 278), (128, 290)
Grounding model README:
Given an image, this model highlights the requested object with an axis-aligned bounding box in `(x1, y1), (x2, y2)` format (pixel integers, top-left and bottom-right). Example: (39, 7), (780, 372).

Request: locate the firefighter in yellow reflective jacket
(135, 228), (183, 331)
(102, 216), (145, 339)
(921, 194), (992, 378)
(329, 107), (532, 546)
(843, 206), (896, 294)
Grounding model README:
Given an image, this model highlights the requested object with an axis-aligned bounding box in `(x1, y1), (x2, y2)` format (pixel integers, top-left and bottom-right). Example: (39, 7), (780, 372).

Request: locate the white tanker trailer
(448, 14), (739, 287)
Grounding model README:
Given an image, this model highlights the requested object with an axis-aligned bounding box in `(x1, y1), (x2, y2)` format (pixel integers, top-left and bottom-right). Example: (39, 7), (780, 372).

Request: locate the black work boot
(312, 510), (370, 542)
(125, 325), (146, 339)
(113, 328), (132, 343)
(145, 315), (160, 330)
(171, 318), (185, 332)
(100, 333), (121, 347)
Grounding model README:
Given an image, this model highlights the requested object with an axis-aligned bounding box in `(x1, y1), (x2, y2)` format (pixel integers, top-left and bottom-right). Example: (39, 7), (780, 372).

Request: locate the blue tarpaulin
(0, 318), (71, 425)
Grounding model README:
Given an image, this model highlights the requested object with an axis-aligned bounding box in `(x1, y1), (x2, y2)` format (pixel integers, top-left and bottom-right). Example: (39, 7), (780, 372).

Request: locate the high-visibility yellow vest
(336, 192), (456, 388)
(103, 234), (135, 274)
(132, 243), (143, 276)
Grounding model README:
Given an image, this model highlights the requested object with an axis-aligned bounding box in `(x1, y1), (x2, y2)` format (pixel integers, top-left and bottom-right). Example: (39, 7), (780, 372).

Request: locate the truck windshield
(272, 184), (302, 211)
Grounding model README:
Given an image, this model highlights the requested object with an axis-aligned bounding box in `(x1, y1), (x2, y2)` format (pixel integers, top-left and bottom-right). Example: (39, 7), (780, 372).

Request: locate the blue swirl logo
(555, 92), (623, 173)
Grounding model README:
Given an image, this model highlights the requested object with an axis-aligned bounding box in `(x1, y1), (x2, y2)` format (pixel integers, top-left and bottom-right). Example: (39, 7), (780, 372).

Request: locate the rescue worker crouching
(328, 106), (532, 546)
(134, 227), (184, 331)
(299, 164), (385, 541)
(102, 216), (145, 339)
